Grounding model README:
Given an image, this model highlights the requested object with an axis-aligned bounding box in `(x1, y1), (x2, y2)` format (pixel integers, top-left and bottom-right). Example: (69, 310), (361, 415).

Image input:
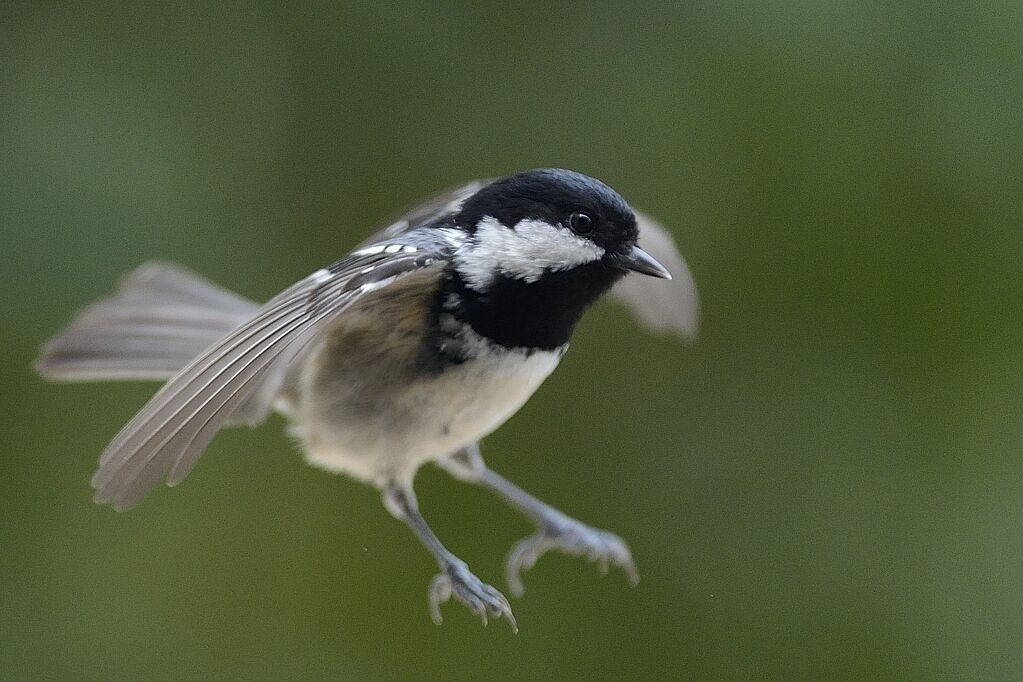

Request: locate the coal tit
(35, 168), (699, 631)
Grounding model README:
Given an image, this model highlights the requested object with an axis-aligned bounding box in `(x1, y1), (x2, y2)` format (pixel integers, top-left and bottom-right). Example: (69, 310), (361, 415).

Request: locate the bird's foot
(428, 560), (517, 632)
(505, 516), (639, 597)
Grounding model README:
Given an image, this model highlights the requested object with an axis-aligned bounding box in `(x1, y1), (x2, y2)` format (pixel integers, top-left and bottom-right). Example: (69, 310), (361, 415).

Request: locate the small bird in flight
(36, 169), (698, 631)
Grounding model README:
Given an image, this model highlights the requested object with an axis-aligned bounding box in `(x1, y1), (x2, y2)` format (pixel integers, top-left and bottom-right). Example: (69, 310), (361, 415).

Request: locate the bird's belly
(296, 342), (563, 485)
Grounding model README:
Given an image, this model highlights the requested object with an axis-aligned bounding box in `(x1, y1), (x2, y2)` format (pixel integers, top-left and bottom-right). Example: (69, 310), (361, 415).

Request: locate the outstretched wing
(611, 210), (700, 339)
(35, 262), (260, 382)
(91, 245), (448, 510)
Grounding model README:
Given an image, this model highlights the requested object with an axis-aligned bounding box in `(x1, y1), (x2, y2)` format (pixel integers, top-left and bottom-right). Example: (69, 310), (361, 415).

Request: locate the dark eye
(568, 211), (594, 234)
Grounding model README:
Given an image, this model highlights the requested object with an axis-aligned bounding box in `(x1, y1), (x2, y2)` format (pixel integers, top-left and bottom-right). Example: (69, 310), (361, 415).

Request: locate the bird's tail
(34, 262), (260, 382)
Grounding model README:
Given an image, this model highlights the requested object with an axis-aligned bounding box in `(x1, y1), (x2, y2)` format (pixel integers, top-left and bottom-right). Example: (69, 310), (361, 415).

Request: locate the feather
(35, 262), (259, 381)
(610, 211), (700, 339)
(90, 256), (449, 510)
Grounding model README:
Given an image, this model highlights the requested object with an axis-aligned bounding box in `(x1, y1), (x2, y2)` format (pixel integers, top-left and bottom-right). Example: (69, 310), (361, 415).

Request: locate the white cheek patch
(456, 216), (605, 290)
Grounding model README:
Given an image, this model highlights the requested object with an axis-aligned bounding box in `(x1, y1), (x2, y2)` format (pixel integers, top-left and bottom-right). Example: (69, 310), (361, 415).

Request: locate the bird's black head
(440, 169), (671, 351)
(452, 169), (669, 291)
(456, 168), (638, 254)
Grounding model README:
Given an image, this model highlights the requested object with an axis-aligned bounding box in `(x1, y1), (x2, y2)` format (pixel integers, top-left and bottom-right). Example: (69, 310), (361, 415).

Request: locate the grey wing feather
(90, 253), (447, 510)
(229, 184), (484, 424)
(35, 262), (259, 381)
(118, 261), (259, 312)
(611, 210), (700, 339)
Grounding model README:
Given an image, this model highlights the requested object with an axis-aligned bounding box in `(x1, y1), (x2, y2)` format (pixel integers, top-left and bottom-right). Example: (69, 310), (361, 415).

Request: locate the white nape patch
(455, 216), (605, 290)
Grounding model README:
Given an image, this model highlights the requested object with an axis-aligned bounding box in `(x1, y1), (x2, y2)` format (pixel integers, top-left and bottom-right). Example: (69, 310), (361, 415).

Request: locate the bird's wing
(35, 262), (260, 382)
(91, 245), (449, 510)
(356, 180), (488, 248)
(610, 210), (700, 339)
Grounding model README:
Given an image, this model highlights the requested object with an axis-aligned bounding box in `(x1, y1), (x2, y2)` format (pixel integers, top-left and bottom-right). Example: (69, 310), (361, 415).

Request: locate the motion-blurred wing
(611, 210), (699, 339)
(91, 248), (447, 510)
(357, 180), (487, 248)
(35, 262), (259, 381)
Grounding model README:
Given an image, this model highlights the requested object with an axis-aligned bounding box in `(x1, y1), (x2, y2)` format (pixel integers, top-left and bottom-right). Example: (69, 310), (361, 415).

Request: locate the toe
(427, 573), (453, 625)
(430, 564), (517, 632)
(505, 533), (545, 598)
(505, 524), (639, 591)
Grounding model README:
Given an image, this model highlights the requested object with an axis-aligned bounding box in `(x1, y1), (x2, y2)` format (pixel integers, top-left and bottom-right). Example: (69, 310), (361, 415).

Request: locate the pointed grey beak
(615, 246), (672, 279)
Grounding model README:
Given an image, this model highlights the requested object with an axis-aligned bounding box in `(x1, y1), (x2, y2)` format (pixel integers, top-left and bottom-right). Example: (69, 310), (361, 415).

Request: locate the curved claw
(505, 533), (547, 598)
(428, 562), (518, 633)
(504, 523), (639, 597)
(428, 573), (452, 625)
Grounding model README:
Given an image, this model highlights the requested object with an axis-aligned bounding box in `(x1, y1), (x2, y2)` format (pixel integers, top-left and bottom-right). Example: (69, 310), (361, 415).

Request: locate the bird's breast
(294, 296), (564, 483)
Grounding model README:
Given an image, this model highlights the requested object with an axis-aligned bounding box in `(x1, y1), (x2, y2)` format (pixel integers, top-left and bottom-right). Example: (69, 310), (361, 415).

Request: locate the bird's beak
(615, 246), (672, 279)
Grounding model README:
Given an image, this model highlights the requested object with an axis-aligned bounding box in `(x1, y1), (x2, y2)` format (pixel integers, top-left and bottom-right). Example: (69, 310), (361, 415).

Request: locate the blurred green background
(3, 2), (1022, 680)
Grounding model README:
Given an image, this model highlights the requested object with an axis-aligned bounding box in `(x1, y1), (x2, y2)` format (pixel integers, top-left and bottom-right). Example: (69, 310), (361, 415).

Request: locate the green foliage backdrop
(2, 2), (1022, 679)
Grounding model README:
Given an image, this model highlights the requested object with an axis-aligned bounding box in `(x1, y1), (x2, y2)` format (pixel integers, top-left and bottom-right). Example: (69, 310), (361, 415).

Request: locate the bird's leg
(380, 481), (516, 631)
(440, 445), (639, 598)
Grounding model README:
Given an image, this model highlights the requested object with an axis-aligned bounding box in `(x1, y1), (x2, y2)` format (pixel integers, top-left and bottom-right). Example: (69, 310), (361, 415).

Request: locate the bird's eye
(568, 211), (594, 234)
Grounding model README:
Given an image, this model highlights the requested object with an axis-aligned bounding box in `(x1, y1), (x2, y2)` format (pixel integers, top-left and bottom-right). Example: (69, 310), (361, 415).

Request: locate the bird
(35, 168), (699, 631)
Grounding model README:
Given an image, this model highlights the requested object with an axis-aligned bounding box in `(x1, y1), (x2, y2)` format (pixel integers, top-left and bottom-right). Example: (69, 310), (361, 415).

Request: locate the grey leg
(440, 445), (639, 598)
(381, 481), (516, 631)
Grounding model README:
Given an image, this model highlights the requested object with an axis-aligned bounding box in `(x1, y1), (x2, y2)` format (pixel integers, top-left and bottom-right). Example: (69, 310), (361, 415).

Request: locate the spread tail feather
(34, 262), (260, 382)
